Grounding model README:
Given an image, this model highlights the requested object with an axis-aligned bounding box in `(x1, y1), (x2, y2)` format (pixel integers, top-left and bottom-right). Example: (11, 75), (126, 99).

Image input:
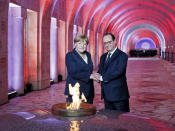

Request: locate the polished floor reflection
(0, 58), (175, 130)
(1, 109), (175, 131)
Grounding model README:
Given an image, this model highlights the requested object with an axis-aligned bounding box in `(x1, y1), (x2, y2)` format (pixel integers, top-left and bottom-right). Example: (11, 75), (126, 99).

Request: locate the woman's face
(75, 40), (88, 54)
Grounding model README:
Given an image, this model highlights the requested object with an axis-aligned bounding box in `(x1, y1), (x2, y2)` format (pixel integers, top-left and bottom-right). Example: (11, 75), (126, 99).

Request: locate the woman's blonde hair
(74, 34), (89, 45)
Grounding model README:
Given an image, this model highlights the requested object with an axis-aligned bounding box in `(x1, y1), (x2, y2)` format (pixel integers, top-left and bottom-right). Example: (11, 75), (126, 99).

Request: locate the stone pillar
(97, 33), (103, 66)
(63, 22), (73, 79)
(168, 52), (170, 61)
(171, 52), (174, 63)
(77, 26), (83, 34)
(40, 14), (51, 90)
(26, 10), (39, 90)
(50, 18), (58, 82)
(67, 23), (73, 52)
(0, 0), (8, 104)
(8, 14), (24, 94)
(58, 20), (66, 80)
(89, 30), (95, 67)
(86, 29), (90, 52)
(73, 25), (77, 48)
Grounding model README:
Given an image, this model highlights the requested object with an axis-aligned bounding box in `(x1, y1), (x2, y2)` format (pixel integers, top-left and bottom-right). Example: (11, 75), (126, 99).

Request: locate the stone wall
(0, 0), (8, 105)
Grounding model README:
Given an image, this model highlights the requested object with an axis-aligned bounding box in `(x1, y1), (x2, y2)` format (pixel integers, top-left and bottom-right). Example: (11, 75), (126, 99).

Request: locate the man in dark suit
(93, 33), (130, 112)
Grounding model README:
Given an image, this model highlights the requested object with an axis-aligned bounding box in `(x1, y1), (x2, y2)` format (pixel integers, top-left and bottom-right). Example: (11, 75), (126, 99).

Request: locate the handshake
(90, 73), (102, 82)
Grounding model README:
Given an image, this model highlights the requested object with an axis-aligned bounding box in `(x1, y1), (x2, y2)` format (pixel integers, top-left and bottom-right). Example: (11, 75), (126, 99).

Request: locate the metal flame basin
(52, 103), (96, 117)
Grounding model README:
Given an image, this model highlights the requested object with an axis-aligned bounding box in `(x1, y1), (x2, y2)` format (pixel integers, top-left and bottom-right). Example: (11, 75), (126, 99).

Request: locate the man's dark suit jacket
(65, 49), (94, 100)
(98, 48), (130, 101)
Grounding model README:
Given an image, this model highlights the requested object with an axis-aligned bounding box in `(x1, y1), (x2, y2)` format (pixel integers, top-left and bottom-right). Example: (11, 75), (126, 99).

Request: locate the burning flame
(66, 82), (87, 110)
(70, 120), (80, 131)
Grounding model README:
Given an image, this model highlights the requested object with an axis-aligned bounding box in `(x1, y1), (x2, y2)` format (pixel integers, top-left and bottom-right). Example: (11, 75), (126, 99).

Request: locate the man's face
(103, 35), (116, 52)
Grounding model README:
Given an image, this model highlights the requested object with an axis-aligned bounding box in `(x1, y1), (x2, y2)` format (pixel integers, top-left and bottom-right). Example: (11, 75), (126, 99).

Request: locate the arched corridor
(1, 0), (175, 130)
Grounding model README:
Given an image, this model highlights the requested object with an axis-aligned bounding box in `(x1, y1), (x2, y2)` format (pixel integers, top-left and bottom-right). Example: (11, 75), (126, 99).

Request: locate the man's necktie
(105, 52), (111, 64)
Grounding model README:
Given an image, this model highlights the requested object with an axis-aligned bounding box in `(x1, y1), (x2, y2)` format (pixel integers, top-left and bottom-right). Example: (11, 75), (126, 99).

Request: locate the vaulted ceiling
(44, 0), (175, 52)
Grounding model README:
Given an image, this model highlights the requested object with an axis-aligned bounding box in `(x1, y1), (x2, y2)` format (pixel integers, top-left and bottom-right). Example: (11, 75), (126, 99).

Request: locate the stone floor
(1, 57), (175, 130)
